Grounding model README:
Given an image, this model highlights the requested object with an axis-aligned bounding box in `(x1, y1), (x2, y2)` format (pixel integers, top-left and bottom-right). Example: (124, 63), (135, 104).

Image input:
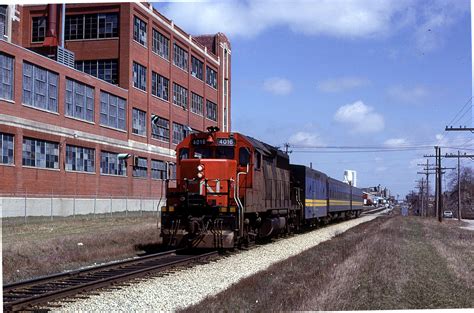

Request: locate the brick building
(0, 3), (231, 216)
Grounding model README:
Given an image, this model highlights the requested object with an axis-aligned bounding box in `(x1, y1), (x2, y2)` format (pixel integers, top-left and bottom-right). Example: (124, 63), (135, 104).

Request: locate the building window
(0, 132), (14, 165)
(66, 13), (119, 40)
(206, 100), (217, 121)
(172, 83), (187, 109)
(191, 56), (203, 80)
(75, 59), (118, 85)
(151, 159), (167, 179)
(169, 162), (176, 179)
(132, 108), (146, 136)
(172, 122), (186, 144)
(133, 16), (147, 46)
(152, 29), (169, 60)
(65, 14), (84, 40)
(191, 92), (203, 115)
(22, 62), (58, 113)
(151, 115), (169, 142)
(0, 5), (7, 39)
(173, 43), (188, 71)
(151, 72), (169, 101)
(98, 13), (118, 38)
(65, 145), (95, 172)
(32, 17), (46, 42)
(22, 137), (59, 169)
(0, 53), (14, 101)
(100, 91), (126, 130)
(133, 157), (147, 178)
(206, 66), (217, 89)
(133, 62), (147, 91)
(65, 78), (94, 122)
(100, 151), (126, 176)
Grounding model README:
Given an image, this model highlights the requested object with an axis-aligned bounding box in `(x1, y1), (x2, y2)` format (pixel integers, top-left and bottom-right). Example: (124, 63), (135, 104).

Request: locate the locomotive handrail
(235, 164), (249, 238)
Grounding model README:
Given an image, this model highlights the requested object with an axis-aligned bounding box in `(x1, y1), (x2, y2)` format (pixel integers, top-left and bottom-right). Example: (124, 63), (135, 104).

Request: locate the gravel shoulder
(58, 215), (378, 312)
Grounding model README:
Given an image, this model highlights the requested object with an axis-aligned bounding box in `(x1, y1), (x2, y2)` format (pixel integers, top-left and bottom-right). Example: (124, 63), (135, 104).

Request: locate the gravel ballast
(59, 215), (379, 312)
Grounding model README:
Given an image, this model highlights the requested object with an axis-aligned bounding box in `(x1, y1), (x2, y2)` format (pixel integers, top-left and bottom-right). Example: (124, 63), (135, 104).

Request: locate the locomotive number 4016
(217, 138), (236, 146)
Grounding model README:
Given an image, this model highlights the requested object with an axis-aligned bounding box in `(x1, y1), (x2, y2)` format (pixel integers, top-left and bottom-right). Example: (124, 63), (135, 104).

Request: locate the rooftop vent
(57, 46), (75, 68)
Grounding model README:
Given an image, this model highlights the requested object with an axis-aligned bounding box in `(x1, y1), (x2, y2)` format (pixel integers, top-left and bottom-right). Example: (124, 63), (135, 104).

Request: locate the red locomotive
(161, 127), (363, 248)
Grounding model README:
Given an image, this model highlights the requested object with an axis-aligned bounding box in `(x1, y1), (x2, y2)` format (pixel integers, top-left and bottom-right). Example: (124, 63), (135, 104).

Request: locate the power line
(447, 96), (473, 127)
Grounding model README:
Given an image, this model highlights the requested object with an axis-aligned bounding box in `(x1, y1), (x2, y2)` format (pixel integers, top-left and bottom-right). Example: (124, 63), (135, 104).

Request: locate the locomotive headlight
(197, 164), (204, 171)
(197, 172), (204, 178)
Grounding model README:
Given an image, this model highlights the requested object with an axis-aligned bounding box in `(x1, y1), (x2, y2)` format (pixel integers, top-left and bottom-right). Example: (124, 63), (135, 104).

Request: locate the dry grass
(2, 214), (162, 284)
(182, 216), (474, 311)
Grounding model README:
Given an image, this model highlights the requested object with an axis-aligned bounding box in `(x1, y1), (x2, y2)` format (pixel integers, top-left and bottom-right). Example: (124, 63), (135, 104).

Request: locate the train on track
(161, 127), (363, 248)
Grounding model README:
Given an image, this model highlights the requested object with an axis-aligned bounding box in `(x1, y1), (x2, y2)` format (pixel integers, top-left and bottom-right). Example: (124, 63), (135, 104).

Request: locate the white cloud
(387, 85), (428, 104)
(160, 0), (412, 39)
(384, 138), (409, 147)
(317, 77), (370, 93)
(288, 131), (325, 148)
(262, 77), (293, 95)
(334, 100), (384, 134)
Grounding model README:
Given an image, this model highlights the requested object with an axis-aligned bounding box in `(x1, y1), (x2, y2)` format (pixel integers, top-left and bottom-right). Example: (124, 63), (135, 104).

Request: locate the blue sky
(156, 0), (473, 197)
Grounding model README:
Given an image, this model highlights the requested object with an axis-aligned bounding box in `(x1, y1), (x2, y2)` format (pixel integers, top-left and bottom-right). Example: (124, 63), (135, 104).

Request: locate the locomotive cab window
(179, 148), (189, 160)
(194, 147), (212, 159)
(216, 146), (234, 159)
(239, 147), (250, 166)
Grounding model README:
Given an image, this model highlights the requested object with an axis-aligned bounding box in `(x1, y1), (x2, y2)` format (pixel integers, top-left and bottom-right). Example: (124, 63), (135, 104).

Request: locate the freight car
(160, 127), (363, 248)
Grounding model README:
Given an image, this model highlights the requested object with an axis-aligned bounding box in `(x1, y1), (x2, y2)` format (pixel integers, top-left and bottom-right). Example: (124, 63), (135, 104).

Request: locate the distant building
(343, 170), (357, 187)
(0, 3), (231, 216)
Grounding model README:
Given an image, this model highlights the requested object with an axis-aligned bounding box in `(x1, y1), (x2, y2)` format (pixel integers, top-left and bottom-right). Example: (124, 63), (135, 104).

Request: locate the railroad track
(3, 249), (219, 312)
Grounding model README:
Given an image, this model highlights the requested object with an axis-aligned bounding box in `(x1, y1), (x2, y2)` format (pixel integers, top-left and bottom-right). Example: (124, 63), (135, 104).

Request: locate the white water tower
(343, 170), (357, 187)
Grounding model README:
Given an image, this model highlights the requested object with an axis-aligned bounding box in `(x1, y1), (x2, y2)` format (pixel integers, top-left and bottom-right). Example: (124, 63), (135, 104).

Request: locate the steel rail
(3, 250), (219, 312)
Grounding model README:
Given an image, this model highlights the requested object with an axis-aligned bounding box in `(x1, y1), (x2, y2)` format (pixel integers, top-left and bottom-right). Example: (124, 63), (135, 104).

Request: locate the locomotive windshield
(180, 146), (235, 160)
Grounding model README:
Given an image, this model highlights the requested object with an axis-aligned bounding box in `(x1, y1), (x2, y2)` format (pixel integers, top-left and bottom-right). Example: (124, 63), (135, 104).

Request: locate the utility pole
(417, 159), (435, 217)
(442, 152), (474, 220)
(283, 143), (292, 154)
(458, 150), (461, 221)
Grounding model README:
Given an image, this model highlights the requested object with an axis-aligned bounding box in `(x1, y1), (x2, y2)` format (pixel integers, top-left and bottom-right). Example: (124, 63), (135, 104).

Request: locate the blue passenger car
(290, 165), (328, 220)
(327, 177), (351, 213)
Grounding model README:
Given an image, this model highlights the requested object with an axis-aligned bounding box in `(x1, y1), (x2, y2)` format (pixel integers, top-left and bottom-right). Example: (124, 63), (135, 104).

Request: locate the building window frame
(99, 91), (126, 131)
(206, 99), (217, 122)
(172, 122), (186, 144)
(31, 16), (47, 43)
(100, 151), (127, 176)
(65, 78), (95, 122)
(22, 62), (59, 113)
(75, 59), (118, 85)
(173, 43), (188, 72)
(0, 5), (8, 39)
(172, 83), (188, 109)
(151, 115), (170, 142)
(206, 66), (218, 89)
(191, 56), (203, 80)
(0, 132), (14, 165)
(133, 156), (148, 178)
(152, 29), (169, 60)
(22, 137), (59, 169)
(151, 159), (167, 180)
(0, 53), (14, 101)
(132, 108), (147, 136)
(151, 72), (169, 101)
(133, 62), (147, 92)
(65, 144), (95, 173)
(191, 92), (203, 116)
(133, 16), (147, 47)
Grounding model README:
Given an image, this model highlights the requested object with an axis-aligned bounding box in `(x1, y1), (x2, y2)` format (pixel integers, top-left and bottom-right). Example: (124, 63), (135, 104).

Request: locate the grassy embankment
(2, 215), (162, 284)
(184, 215), (474, 311)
